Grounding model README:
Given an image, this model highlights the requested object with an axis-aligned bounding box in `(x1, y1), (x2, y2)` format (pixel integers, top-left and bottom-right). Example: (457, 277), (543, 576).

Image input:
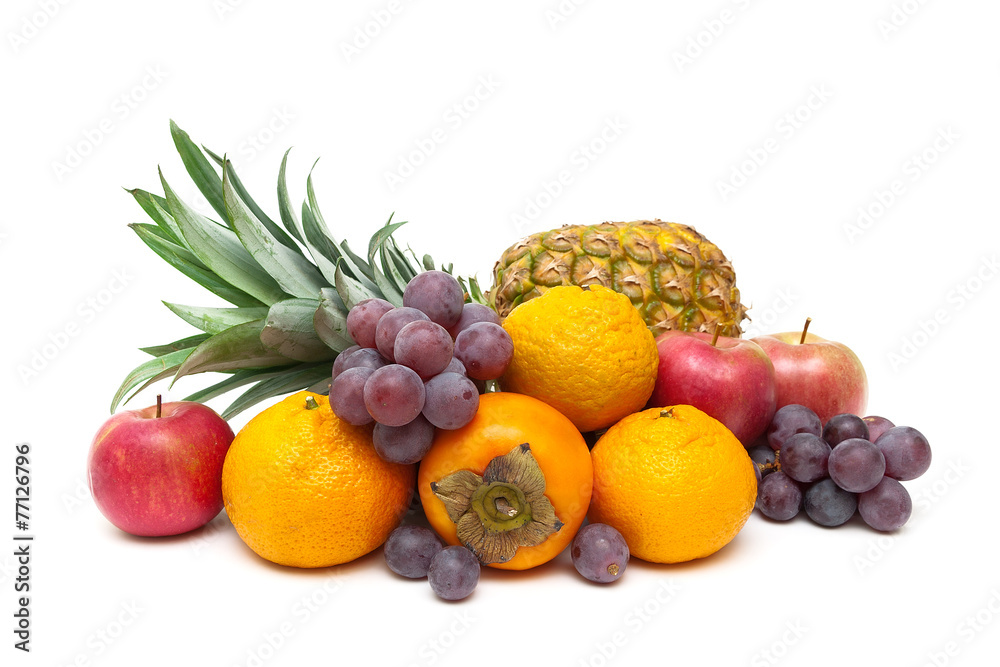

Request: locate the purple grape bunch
(329, 270), (513, 465)
(753, 404), (931, 531)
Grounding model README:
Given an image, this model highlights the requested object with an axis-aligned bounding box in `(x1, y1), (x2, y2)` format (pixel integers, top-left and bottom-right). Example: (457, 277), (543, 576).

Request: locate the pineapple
(113, 121), (482, 419)
(488, 220), (747, 337)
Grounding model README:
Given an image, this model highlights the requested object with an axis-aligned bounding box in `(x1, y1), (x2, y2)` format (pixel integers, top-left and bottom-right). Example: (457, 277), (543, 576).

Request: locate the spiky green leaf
(335, 260), (382, 310)
(183, 366), (297, 404)
(299, 200), (341, 285)
(221, 364), (334, 420)
(110, 348), (195, 412)
(224, 163), (326, 299)
(206, 149), (303, 255)
(140, 334), (211, 357)
(261, 298), (338, 362)
(163, 170), (287, 305)
(128, 188), (184, 245)
(277, 149), (305, 245)
(162, 302), (270, 335)
(170, 120), (228, 221)
(314, 288), (353, 350)
(129, 222), (262, 307)
(172, 319), (293, 383)
(306, 168), (378, 291)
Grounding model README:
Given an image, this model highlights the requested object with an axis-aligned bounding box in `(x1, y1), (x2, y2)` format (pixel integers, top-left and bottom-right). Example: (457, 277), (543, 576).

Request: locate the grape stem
(799, 317), (812, 345)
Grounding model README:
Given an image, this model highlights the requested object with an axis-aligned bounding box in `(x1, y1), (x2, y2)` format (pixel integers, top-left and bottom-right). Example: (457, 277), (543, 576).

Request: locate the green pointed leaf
(462, 276), (489, 305)
(335, 260), (382, 310)
(206, 149), (303, 255)
(140, 334), (211, 357)
(364, 218), (408, 304)
(340, 240), (374, 282)
(277, 149), (305, 245)
(224, 163), (327, 299)
(111, 348), (195, 412)
(385, 238), (418, 282)
(299, 200), (342, 285)
(128, 188), (184, 245)
(163, 170), (287, 306)
(367, 218), (409, 259)
(261, 298), (338, 362)
(314, 288), (353, 350)
(173, 319), (294, 383)
(183, 366), (297, 403)
(221, 363), (334, 420)
(306, 169), (379, 291)
(162, 302), (270, 335)
(169, 120), (228, 221)
(379, 239), (410, 299)
(129, 223), (262, 307)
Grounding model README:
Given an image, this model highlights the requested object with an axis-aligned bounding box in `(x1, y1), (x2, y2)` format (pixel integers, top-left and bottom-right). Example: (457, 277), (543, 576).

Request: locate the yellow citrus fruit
(500, 285), (658, 432)
(588, 404), (757, 564)
(222, 391), (415, 568)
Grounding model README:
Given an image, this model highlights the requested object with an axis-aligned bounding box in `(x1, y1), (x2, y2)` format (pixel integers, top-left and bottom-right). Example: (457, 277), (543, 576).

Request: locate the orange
(222, 391), (414, 568)
(589, 404), (757, 564)
(417, 392), (593, 570)
(500, 285), (658, 432)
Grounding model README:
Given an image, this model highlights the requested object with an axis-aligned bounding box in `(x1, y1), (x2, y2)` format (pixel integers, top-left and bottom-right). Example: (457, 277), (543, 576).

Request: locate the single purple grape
(346, 298), (394, 349)
(422, 373), (480, 430)
(804, 478), (857, 527)
(858, 477), (912, 531)
(427, 546), (480, 601)
(329, 367), (375, 425)
(453, 322), (514, 381)
(332, 344), (361, 379)
(767, 404), (822, 452)
(875, 426), (931, 481)
(373, 415), (436, 464)
(862, 415), (895, 442)
(571, 523), (629, 584)
(823, 413), (869, 447)
(384, 525), (443, 579)
(363, 364), (425, 427)
(403, 271), (465, 329)
(828, 438), (886, 493)
(756, 471), (802, 520)
(374, 307), (429, 362)
(394, 320), (453, 380)
(781, 433), (832, 483)
(447, 303), (501, 338)
(342, 347), (388, 372)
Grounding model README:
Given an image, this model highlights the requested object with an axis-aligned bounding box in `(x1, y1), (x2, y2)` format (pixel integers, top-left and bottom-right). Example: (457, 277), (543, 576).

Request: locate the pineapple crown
(114, 121), (485, 419)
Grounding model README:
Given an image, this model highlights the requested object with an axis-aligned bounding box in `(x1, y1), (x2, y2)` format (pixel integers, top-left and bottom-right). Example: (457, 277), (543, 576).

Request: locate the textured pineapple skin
(488, 220), (748, 337)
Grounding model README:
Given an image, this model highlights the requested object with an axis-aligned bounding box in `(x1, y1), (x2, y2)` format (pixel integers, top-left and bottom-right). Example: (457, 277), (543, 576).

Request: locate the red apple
(87, 397), (234, 537)
(648, 329), (777, 445)
(752, 319), (869, 425)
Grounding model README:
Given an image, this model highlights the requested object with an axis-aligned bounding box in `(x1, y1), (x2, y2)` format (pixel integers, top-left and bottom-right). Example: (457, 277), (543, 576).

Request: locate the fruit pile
(330, 269), (513, 464)
(751, 406), (932, 530)
(87, 125), (937, 604)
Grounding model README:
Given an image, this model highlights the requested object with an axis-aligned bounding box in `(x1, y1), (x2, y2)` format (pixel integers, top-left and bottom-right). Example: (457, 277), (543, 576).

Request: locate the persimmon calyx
(430, 443), (562, 564)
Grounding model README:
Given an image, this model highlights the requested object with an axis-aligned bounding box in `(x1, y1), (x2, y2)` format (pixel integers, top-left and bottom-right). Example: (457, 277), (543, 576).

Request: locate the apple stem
(799, 317), (812, 345)
(710, 324), (721, 347)
(156, 394), (162, 419)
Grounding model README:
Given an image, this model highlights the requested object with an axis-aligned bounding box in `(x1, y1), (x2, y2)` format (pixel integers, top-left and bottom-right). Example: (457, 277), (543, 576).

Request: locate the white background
(3, 1), (999, 665)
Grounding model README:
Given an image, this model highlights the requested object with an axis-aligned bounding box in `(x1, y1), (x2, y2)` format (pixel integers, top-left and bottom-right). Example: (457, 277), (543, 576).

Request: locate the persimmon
(417, 392), (593, 570)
